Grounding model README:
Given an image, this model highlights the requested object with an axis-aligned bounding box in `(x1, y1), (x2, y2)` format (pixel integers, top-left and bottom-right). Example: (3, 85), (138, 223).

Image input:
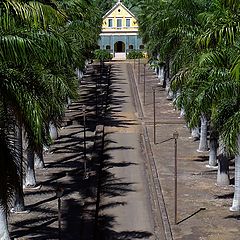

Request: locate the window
(108, 19), (113, 28)
(126, 19), (130, 27)
(117, 18), (122, 28)
(106, 45), (111, 50)
(140, 45), (145, 50)
(129, 45), (133, 50)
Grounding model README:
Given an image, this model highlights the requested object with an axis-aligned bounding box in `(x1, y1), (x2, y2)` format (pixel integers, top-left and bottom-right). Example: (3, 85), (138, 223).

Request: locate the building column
(125, 35), (127, 56)
(135, 35), (137, 50)
(111, 36), (115, 58)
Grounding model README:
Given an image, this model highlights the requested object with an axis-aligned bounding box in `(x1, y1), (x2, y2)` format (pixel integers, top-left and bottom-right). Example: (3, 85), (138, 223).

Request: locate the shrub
(127, 50), (144, 59)
(94, 49), (112, 61)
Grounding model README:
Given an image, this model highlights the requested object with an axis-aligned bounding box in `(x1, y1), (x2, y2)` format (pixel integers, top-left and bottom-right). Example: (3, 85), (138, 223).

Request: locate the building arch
(114, 41), (125, 53)
(129, 44), (134, 50)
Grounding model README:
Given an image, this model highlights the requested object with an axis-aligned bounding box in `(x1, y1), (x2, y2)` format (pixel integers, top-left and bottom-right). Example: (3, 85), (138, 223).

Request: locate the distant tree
(94, 49), (113, 61)
(127, 50), (144, 59)
(94, 0), (113, 13)
(94, 0), (139, 14)
(123, 0), (139, 13)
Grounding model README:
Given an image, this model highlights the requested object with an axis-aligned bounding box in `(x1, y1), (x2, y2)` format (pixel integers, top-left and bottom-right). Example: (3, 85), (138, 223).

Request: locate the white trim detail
(103, 1), (136, 19)
(100, 32), (138, 36)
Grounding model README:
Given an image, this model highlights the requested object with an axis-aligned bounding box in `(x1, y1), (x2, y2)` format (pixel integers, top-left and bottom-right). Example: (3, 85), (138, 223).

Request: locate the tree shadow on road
(10, 63), (152, 240)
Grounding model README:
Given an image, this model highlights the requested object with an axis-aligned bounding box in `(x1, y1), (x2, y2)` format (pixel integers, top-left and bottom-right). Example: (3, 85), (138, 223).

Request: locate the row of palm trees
(137, 0), (240, 212)
(0, 0), (102, 238)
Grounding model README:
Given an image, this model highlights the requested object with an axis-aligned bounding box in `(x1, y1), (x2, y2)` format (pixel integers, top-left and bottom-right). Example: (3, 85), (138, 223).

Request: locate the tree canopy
(0, 1), (102, 237)
(137, 0), (240, 211)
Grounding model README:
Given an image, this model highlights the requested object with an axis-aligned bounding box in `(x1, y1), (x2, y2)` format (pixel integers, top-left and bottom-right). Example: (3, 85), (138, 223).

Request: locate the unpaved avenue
(98, 63), (162, 239)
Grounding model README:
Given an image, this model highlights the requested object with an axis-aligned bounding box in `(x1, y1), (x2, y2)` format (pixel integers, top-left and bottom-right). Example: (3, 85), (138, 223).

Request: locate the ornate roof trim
(103, 1), (136, 19)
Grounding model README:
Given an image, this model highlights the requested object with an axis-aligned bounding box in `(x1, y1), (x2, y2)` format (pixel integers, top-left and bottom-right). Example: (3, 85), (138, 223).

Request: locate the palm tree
(0, 0), (102, 236)
(0, 108), (20, 239)
(197, 0), (240, 205)
(138, 0), (240, 201)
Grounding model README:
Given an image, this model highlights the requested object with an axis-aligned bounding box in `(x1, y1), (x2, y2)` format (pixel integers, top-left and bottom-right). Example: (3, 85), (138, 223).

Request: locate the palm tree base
(10, 208), (30, 214)
(83, 172), (90, 180)
(229, 206), (240, 212)
(23, 185), (42, 191)
(189, 136), (200, 141)
(197, 149), (209, 153)
(205, 164), (218, 169)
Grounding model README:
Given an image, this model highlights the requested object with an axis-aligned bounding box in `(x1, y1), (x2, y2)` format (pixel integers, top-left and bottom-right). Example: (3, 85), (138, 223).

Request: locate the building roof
(103, 0), (136, 19)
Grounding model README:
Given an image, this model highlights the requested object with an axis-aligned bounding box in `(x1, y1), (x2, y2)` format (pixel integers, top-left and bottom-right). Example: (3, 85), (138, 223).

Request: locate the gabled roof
(103, 1), (136, 19)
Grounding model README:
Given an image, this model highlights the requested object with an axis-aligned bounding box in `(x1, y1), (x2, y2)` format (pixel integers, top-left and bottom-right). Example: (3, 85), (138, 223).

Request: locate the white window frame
(117, 18), (122, 28)
(126, 19), (131, 28)
(108, 18), (113, 28)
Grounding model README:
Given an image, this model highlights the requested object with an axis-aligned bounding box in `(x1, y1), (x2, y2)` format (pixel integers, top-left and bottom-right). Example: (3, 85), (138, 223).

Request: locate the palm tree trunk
(163, 60), (169, 89)
(217, 153), (230, 185)
(230, 135), (240, 211)
(179, 108), (185, 118)
(13, 122), (26, 211)
(0, 207), (10, 240)
(66, 96), (71, 109)
(76, 68), (83, 84)
(25, 146), (37, 187)
(197, 115), (208, 152)
(49, 122), (58, 140)
(157, 66), (160, 79)
(208, 130), (218, 167)
(191, 127), (200, 140)
(165, 59), (174, 100)
(217, 140), (230, 186)
(34, 146), (45, 169)
(13, 186), (26, 212)
(158, 66), (164, 84)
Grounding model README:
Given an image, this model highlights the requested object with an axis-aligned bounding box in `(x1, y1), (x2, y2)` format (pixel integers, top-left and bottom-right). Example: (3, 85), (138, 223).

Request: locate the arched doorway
(114, 41), (125, 53)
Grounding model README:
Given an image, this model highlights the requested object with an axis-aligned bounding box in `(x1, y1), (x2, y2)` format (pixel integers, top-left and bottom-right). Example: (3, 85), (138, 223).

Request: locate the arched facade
(99, 1), (143, 60)
(114, 41), (125, 52)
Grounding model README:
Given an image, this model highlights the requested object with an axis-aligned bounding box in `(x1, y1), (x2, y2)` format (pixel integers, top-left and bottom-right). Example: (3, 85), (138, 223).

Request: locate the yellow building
(99, 0), (144, 60)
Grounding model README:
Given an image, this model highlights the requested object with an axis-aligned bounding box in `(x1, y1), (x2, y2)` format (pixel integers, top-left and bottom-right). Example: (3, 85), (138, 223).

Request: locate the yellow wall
(102, 4), (138, 32)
